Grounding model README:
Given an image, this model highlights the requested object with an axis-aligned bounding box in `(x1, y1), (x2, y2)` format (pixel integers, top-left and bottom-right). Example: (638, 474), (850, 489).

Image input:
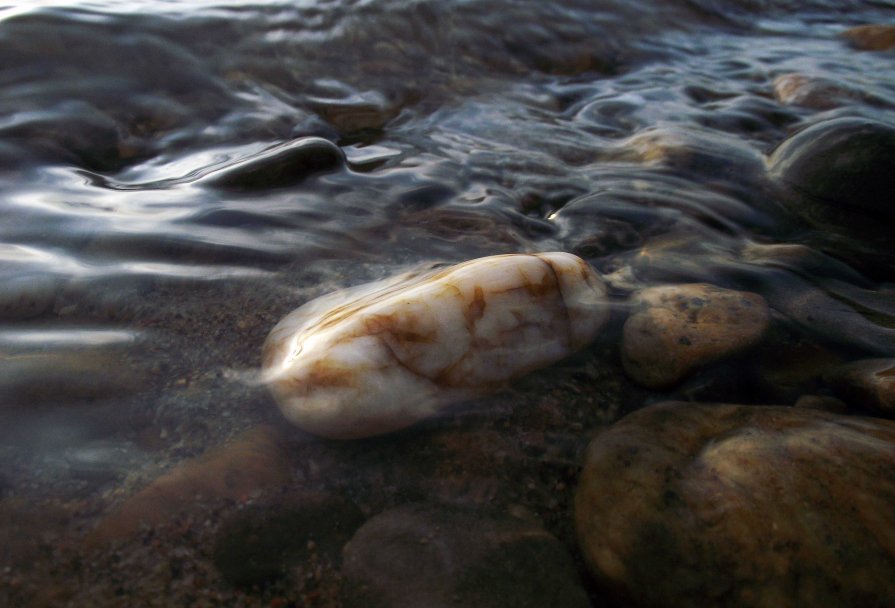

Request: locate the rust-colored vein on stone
(261, 252), (609, 439)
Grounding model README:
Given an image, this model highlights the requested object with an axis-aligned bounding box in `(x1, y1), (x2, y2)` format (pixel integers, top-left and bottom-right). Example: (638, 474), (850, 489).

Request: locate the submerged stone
(212, 490), (363, 588)
(89, 426), (291, 544)
(621, 283), (770, 389)
(262, 252), (609, 439)
(342, 503), (589, 608)
(768, 117), (895, 221)
(842, 24), (895, 51)
(575, 401), (895, 608)
(772, 73), (860, 110)
(200, 136), (345, 191)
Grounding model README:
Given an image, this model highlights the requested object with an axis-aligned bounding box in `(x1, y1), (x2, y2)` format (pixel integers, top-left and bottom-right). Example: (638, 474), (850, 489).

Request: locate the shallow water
(2, 0), (895, 605)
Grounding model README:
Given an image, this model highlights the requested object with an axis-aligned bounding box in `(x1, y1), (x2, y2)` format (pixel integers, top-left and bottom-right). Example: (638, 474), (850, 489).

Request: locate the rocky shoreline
(2, 17), (895, 608)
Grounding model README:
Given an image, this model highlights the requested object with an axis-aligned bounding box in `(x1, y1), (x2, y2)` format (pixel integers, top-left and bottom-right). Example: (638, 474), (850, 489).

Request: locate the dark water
(2, 0), (895, 604)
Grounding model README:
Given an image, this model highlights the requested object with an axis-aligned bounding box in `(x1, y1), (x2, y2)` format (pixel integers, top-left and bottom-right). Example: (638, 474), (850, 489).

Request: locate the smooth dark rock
(767, 117), (895, 279)
(201, 137), (345, 192)
(842, 24), (895, 51)
(212, 491), (364, 588)
(341, 503), (589, 608)
(768, 117), (895, 221)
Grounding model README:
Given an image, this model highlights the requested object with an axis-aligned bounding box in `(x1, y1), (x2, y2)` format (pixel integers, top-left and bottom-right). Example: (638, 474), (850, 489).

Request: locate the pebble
(610, 125), (767, 187)
(621, 283), (770, 389)
(824, 358), (895, 415)
(89, 425), (292, 543)
(768, 117), (895, 221)
(200, 136), (345, 191)
(341, 502), (589, 608)
(212, 490), (363, 588)
(841, 24), (895, 51)
(772, 73), (858, 110)
(575, 401), (895, 608)
(262, 252), (609, 439)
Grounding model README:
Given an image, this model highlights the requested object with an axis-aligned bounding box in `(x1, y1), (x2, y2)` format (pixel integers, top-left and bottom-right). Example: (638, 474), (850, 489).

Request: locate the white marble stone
(262, 252), (609, 439)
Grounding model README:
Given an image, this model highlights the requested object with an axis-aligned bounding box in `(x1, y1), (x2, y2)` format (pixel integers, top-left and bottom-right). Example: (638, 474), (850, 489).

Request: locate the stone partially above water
(621, 283), (770, 389)
(772, 73), (861, 110)
(575, 401), (895, 608)
(768, 117), (895, 221)
(262, 252), (609, 439)
(199, 136), (345, 192)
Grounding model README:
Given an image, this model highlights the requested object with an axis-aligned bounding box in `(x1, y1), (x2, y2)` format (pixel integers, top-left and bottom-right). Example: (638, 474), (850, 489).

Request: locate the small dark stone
(769, 117), (895, 221)
(768, 117), (895, 278)
(201, 136), (345, 192)
(212, 491), (363, 589)
(341, 502), (589, 608)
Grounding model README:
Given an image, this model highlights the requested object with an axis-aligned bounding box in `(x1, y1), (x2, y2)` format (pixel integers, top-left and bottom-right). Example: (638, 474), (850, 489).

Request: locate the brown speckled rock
(825, 358), (895, 415)
(575, 402), (895, 608)
(842, 24), (895, 51)
(621, 284), (770, 389)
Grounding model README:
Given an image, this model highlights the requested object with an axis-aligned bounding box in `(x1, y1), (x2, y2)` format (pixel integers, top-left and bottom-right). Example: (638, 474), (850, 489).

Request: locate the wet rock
(262, 252), (609, 439)
(212, 491), (363, 588)
(200, 136), (345, 191)
(306, 82), (404, 133)
(759, 274), (895, 356)
(772, 73), (859, 110)
(767, 117), (895, 278)
(824, 358), (895, 415)
(622, 283), (770, 389)
(742, 241), (870, 286)
(575, 401), (895, 608)
(842, 24), (895, 51)
(768, 117), (895, 221)
(342, 503), (589, 608)
(90, 425), (291, 543)
(608, 125), (768, 193)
